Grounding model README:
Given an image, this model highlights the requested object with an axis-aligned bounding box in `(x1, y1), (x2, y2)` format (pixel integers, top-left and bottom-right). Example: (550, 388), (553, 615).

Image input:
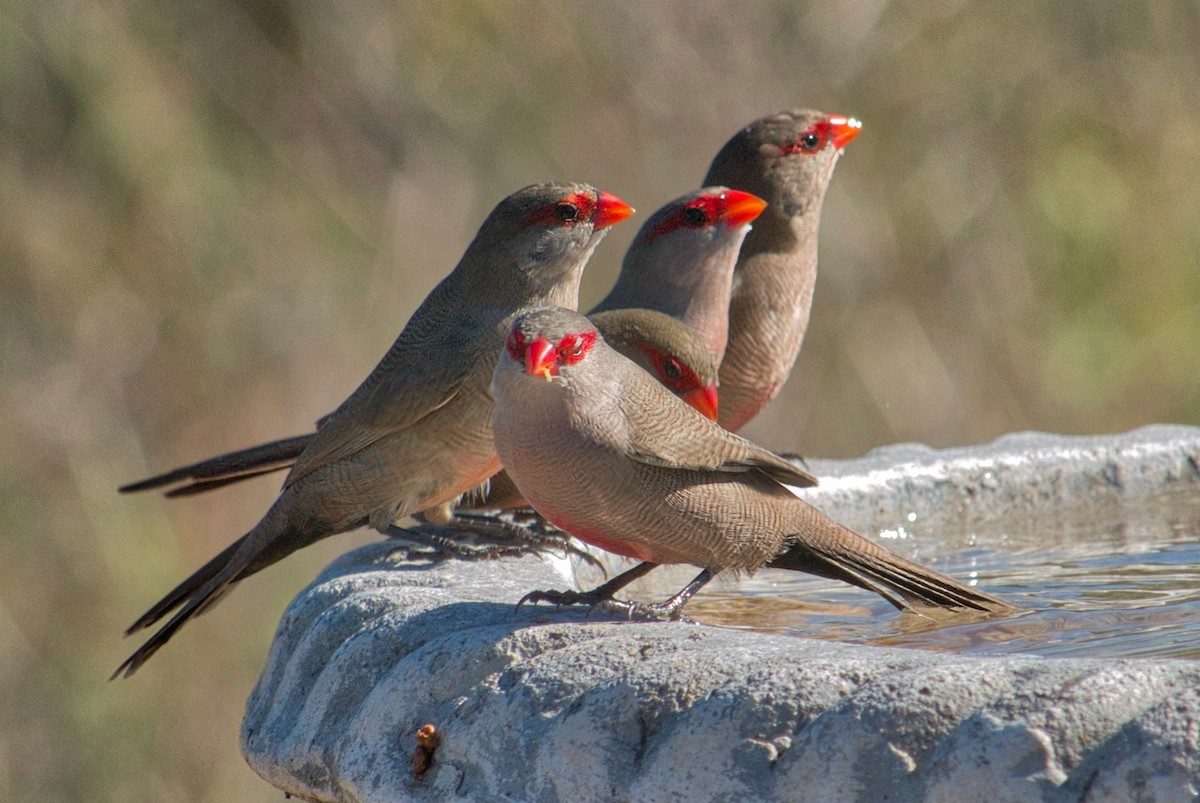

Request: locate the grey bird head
(467, 183), (634, 288)
(631, 186), (766, 252)
(592, 187), (766, 364)
(588, 308), (719, 421)
(498, 306), (601, 387)
(704, 110), (861, 230)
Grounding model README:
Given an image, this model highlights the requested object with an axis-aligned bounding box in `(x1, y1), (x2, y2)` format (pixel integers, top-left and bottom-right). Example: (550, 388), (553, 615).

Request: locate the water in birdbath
(686, 485), (1200, 660)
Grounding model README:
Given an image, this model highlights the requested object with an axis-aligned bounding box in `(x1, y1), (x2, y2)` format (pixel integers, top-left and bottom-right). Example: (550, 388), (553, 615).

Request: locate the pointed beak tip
(594, 191), (635, 230)
(524, 337), (558, 380)
(828, 115), (863, 150)
(722, 190), (769, 227)
(683, 383), (720, 421)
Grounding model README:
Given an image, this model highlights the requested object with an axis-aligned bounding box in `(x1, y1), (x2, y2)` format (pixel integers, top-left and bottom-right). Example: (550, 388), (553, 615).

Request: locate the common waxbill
(493, 307), (1011, 618)
(464, 306), (725, 513)
(121, 187), (767, 498)
(114, 184), (634, 677)
(592, 187), (767, 365)
(704, 110), (861, 432)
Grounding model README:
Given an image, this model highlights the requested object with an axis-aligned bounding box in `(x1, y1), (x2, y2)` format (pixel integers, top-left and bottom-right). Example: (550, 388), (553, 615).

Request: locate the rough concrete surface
(242, 426), (1200, 802)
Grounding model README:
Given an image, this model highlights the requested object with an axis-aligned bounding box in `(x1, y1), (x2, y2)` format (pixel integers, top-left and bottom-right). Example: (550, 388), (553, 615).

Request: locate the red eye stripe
(634, 342), (701, 392)
(519, 191), (597, 229)
(555, 331), (596, 365)
(648, 194), (723, 241)
(780, 120), (833, 155)
(780, 116), (862, 155)
(505, 329), (527, 361)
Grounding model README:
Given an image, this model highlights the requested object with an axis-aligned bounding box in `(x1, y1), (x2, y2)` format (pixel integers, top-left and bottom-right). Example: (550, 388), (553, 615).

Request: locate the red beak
(827, 116), (863, 150)
(593, 191), (636, 230)
(682, 382), (719, 421)
(722, 190), (768, 228)
(524, 337), (558, 380)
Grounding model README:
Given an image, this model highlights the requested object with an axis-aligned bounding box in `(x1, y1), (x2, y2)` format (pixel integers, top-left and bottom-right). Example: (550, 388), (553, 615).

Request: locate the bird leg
(383, 512), (604, 569)
(406, 507), (605, 567)
(517, 560), (659, 611)
(383, 523), (544, 561)
(594, 568), (716, 622)
(449, 508), (576, 551)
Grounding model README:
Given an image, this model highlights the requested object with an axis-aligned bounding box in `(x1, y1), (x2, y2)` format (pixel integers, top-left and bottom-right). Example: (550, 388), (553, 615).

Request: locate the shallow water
(686, 490), (1200, 660)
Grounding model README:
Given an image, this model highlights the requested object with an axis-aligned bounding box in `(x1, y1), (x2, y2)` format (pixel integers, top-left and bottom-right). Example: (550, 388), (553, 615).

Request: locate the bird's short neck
(453, 254), (590, 325)
(596, 240), (739, 361)
(736, 209), (821, 306)
(524, 266), (588, 311)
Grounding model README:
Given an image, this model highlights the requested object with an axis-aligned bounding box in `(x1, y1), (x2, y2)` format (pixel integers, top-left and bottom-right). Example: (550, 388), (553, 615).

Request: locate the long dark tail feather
(124, 535), (250, 635)
(770, 522), (1013, 613)
(116, 501), (344, 678)
(113, 573), (239, 679)
(115, 522), (278, 680)
(119, 434), (313, 495)
(163, 466), (294, 497)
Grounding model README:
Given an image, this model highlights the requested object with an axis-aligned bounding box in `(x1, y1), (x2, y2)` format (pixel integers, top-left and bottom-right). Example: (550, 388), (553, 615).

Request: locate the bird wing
(284, 316), (486, 487)
(617, 364), (817, 488)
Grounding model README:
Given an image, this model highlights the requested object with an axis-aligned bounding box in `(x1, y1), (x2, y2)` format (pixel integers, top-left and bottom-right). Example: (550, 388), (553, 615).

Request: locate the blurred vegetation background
(2, 1), (1198, 798)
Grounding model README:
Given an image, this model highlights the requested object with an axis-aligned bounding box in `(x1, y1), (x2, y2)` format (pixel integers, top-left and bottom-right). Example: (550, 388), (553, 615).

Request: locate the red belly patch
(541, 510), (660, 564)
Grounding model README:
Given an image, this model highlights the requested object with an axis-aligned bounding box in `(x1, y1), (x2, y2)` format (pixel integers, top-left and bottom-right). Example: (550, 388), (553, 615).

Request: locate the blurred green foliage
(2, 1), (1197, 799)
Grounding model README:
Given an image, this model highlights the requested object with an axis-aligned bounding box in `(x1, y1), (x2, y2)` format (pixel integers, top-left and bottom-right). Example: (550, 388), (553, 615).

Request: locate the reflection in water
(687, 496), (1200, 660)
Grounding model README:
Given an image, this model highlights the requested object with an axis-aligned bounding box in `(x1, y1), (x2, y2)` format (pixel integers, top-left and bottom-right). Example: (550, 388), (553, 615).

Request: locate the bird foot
(384, 525), (536, 561)
(592, 597), (695, 623)
(516, 589), (694, 623)
(384, 514), (604, 570)
(441, 509), (605, 570)
(516, 587), (606, 609)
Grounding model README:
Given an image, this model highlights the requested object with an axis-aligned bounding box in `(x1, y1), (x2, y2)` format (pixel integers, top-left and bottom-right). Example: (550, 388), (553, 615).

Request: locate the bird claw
(515, 587), (588, 610)
(592, 598), (695, 623)
(515, 588), (694, 624)
(441, 509), (606, 571)
(384, 525), (536, 562)
(386, 512), (608, 572)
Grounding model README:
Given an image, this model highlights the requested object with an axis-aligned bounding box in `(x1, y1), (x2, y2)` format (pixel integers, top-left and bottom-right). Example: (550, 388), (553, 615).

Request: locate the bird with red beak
(122, 187), (767, 506)
(460, 185), (767, 512)
(115, 183), (634, 677)
(704, 110), (862, 432)
(493, 306), (1013, 620)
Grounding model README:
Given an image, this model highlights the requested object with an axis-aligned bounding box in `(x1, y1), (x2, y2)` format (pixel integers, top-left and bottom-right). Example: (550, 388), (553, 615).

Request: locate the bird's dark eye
(557, 336), (583, 360)
(800, 132), (821, 151)
(660, 357), (683, 381)
(682, 206), (709, 227)
(555, 332), (594, 365)
(555, 203), (579, 222)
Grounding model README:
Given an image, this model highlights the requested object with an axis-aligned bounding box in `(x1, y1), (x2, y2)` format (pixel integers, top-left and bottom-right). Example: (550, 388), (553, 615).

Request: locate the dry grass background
(2, 1), (1198, 798)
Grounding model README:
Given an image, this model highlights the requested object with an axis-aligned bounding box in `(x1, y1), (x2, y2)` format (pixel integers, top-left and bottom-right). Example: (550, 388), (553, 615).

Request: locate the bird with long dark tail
(114, 183), (634, 677)
(121, 187), (766, 503)
(493, 307), (1013, 620)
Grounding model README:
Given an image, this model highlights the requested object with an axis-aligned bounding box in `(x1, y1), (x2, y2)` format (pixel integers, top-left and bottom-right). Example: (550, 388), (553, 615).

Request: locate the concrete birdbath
(241, 425), (1200, 801)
